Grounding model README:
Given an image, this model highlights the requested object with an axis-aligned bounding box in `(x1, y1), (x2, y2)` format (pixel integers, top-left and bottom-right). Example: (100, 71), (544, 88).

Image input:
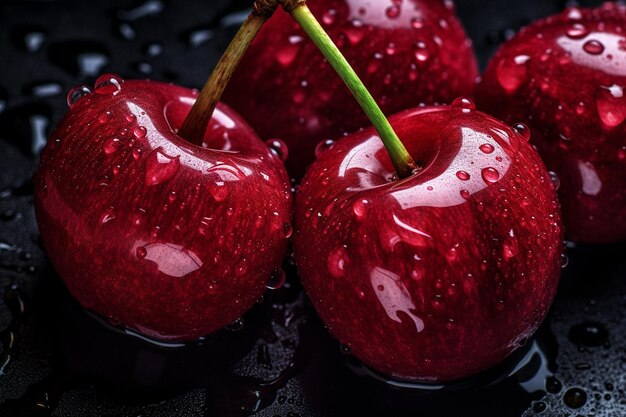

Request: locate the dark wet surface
(0, 0), (624, 416)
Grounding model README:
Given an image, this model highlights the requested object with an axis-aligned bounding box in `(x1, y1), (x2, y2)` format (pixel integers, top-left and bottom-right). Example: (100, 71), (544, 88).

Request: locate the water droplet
(386, 5), (400, 18)
(563, 387), (587, 409)
(561, 253), (569, 268)
(411, 18), (424, 29)
(144, 148), (181, 186)
(569, 322), (608, 346)
(413, 41), (430, 62)
(282, 223), (293, 238)
(513, 122), (531, 140)
(266, 268), (286, 289)
(315, 139), (335, 157)
(532, 402), (547, 413)
(451, 97), (475, 111)
(225, 318), (244, 332)
(136, 246), (147, 259)
(133, 126), (147, 138)
(344, 28), (365, 46)
(208, 181), (228, 202)
(596, 85), (625, 128)
(566, 23), (589, 39)
(385, 42), (396, 55)
(94, 73), (124, 95)
(583, 40), (604, 55)
(460, 189), (470, 199)
(98, 111), (112, 124)
(496, 55), (529, 94)
(503, 231), (519, 260)
(322, 9), (337, 26)
(103, 137), (122, 156)
(479, 143), (495, 154)
(276, 44), (301, 67)
(549, 171), (560, 190)
(352, 199), (369, 219)
(339, 344), (351, 354)
(545, 376), (562, 393)
(66, 84), (92, 107)
(327, 246), (349, 278)
(481, 167), (500, 184)
(456, 170), (470, 181)
(266, 139), (288, 162)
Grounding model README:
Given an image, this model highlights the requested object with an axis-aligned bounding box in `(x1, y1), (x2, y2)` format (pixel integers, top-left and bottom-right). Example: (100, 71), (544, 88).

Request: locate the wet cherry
(225, 0), (478, 178)
(34, 77), (292, 340)
(293, 103), (563, 381)
(476, 3), (626, 243)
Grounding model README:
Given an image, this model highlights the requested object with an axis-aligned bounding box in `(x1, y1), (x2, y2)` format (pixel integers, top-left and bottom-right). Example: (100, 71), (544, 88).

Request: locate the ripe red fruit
(34, 76), (292, 340)
(225, 0), (478, 178)
(476, 4), (626, 243)
(293, 101), (563, 381)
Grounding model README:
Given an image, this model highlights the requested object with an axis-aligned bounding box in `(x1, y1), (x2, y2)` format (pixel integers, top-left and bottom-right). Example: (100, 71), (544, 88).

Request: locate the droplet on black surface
(568, 322), (609, 347)
(118, 0), (164, 21)
(117, 23), (136, 40)
(532, 401), (547, 413)
(10, 26), (47, 52)
(185, 28), (214, 48)
(24, 81), (63, 98)
(225, 317), (244, 332)
(563, 387), (587, 409)
(144, 42), (163, 57)
(545, 376), (563, 393)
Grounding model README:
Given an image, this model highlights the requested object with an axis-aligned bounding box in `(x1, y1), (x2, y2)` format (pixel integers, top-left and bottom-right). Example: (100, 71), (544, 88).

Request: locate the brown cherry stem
(178, 0), (279, 145)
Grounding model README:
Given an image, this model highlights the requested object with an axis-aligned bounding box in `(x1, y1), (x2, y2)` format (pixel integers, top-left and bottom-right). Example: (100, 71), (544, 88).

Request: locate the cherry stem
(286, 2), (419, 179)
(178, 0), (279, 146)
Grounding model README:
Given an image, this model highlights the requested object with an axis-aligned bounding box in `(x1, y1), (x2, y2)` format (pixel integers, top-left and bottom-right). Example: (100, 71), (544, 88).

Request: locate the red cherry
(34, 77), (292, 340)
(225, 0), (478, 178)
(293, 104), (563, 381)
(476, 3), (626, 243)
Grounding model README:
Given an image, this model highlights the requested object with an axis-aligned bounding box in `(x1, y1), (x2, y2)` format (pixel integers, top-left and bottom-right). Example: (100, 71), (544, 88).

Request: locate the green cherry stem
(285, 1), (419, 178)
(179, 0), (279, 146)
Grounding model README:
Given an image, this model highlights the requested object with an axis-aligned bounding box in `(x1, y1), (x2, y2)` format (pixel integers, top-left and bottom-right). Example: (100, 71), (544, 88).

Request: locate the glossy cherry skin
(293, 103), (563, 382)
(476, 4), (626, 243)
(224, 0), (478, 179)
(34, 78), (292, 341)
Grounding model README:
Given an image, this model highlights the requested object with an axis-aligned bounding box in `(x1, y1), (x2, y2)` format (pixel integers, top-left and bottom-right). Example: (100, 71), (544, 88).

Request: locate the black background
(0, 0), (625, 416)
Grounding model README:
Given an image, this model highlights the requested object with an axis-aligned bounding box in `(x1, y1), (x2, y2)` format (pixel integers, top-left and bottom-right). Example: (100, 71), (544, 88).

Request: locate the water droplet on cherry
(136, 246), (147, 259)
(481, 167), (500, 184)
(327, 246), (348, 278)
(315, 139), (335, 158)
(583, 40), (604, 55)
(103, 137), (121, 156)
(549, 171), (560, 190)
(566, 23), (588, 39)
(596, 85), (624, 128)
(352, 199), (369, 219)
(66, 85), (92, 107)
(512, 122), (531, 140)
(496, 55), (529, 94)
(94, 73), (124, 95)
(456, 170), (470, 181)
(144, 147), (181, 186)
(266, 138), (288, 162)
(133, 126), (147, 138)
